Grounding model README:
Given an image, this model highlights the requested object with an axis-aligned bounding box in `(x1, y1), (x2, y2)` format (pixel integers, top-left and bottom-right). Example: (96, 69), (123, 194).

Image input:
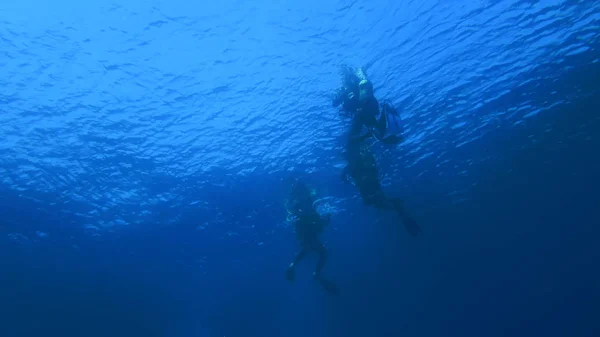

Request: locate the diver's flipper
(391, 198), (421, 237)
(285, 266), (295, 283)
(401, 214), (421, 237)
(318, 277), (340, 296)
(379, 101), (405, 141)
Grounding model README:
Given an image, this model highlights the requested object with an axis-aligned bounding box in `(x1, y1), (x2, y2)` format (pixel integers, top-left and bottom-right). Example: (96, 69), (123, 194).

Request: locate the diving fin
(401, 214), (421, 237)
(380, 101), (404, 140)
(317, 277), (340, 295)
(392, 198), (421, 237)
(285, 266), (295, 283)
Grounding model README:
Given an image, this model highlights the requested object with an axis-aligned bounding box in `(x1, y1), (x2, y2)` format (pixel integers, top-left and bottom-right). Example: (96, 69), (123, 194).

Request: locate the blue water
(1, 0), (599, 336)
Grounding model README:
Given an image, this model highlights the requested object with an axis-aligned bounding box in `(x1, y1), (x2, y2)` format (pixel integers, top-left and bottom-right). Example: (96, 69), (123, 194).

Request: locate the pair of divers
(333, 65), (421, 237)
(283, 66), (420, 295)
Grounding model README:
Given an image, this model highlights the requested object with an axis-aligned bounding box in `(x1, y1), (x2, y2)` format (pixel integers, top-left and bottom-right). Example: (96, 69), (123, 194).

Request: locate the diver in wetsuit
(284, 180), (339, 295)
(332, 66), (404, 150)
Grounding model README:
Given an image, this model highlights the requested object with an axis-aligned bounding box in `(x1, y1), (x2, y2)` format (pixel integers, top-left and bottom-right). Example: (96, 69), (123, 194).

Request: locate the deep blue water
(1, 0), (599, 336)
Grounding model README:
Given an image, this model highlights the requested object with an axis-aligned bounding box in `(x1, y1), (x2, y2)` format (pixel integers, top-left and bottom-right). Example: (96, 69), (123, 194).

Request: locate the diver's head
(340, 65), (362, 90)
(291, 180), (309, 196)
(288, 180), (316, 215)
(358, 80), (374, 102)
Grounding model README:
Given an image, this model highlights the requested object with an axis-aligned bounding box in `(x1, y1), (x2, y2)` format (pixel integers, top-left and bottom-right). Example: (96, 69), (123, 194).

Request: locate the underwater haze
(1, 0), (599, 336)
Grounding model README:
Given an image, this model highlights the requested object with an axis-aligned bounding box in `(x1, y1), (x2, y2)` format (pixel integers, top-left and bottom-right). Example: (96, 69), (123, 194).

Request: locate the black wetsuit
(285, 182), (339, 295)
(291, 210), (328, 276)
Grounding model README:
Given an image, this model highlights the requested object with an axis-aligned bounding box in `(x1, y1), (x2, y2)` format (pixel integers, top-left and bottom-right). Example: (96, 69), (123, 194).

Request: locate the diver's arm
(332, 87), (348, 107)
(338, 109), (352, 118)
(352, 130), (374, 141)
(333, 86), (360, 110)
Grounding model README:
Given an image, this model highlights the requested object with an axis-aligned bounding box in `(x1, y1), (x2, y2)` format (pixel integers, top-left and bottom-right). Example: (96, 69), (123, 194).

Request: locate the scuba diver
(284, 180), (340, 295)
(332, 65), (404, 149)
(343, 143), (421, 237)
(333, 65), (421, 236)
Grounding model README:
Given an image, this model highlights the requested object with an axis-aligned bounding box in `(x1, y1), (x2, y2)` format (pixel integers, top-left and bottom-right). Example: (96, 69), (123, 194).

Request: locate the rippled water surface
(0, 1), (600, 227)
(1, 0), (598, 230)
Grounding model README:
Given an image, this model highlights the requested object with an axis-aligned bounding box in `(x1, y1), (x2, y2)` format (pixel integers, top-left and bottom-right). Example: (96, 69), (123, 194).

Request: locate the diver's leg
(286, 249), (307, 283)
(313, 243), (327, 278)
(390, 197), (405, 214)
(346, 118), (364, 151)
(312, 242), (340, 295)
(390, 198), (421, 237)
(293, 248), (307, 265)
(373, 192), (396, 211)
